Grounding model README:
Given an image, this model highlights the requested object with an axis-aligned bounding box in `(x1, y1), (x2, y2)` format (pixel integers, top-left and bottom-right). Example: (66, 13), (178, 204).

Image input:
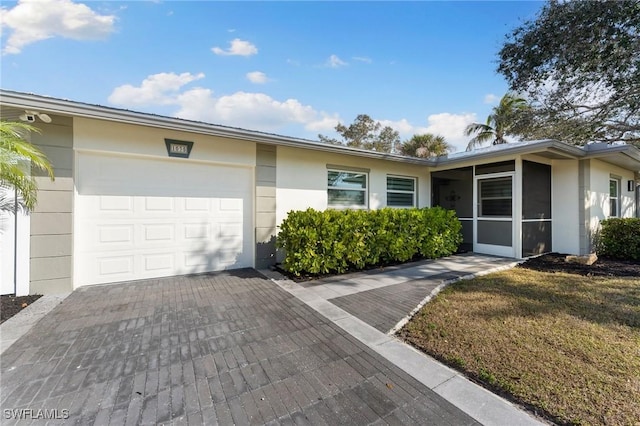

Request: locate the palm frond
(464, 123), (493, 137)
(0, 120), (55, 211)
(0, 185), (28, 214)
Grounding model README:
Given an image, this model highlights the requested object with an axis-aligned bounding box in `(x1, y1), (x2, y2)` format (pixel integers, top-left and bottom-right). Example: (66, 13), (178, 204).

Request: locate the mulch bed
(1, 294), (42, 324)
(277, 251), (639, 282)
(517, 253), (640, 277)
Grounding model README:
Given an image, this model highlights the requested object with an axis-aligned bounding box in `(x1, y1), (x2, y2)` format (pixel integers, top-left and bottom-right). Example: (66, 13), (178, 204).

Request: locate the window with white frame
(387, 176), (416, 207)
(609, 178), (620, 217)
(327, 169), (368, 208)
(478, 177), (512, 217)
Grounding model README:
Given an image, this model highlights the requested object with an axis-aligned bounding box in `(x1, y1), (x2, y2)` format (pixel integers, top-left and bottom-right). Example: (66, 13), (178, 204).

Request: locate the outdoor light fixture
(19, 110), (52, 123)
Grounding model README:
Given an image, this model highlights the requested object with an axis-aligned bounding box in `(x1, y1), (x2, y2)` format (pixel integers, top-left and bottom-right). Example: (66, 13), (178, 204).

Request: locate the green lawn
(400, 268), (640, 425)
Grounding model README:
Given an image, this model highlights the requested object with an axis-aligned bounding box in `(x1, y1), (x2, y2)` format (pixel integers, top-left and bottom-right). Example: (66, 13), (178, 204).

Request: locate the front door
(474, 174), (515, 257)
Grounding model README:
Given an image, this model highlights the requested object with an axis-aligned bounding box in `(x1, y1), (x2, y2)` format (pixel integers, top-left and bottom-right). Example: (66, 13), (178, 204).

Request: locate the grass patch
(399, 269), (640, 425)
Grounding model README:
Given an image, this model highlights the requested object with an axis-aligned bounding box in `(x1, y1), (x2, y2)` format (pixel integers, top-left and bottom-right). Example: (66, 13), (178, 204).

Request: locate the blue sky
(0, 0), (543, 152)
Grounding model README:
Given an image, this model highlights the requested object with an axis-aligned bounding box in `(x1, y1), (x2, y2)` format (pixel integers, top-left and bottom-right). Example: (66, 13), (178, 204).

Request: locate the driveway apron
(0, 269), (478, 425)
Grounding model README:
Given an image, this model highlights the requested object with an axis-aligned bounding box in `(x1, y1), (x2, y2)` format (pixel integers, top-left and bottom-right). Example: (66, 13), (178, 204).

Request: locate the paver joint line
(265, 255), (544, 426)
(387, 260), (522, 335)
(1, 257), (543, 426)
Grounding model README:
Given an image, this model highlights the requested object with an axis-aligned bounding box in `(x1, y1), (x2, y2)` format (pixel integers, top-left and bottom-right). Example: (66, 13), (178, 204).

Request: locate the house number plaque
(165, 139), (194, 158)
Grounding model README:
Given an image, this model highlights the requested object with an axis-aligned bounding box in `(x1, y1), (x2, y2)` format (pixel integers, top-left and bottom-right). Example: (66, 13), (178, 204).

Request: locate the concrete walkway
(261, 253), (543, 426)
(0, 293), (70, 354)
(0, 254), (544, 425)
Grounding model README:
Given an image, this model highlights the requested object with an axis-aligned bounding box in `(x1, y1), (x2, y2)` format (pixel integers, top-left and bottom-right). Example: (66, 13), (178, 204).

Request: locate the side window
(609, 178), (620, 217)
(478, 177), (512, 217)
(327, 169), (368, 209)
(387, 176), (416, 207)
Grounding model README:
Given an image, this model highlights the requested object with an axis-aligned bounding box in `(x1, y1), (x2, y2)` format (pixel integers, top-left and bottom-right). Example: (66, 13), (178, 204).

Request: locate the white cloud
(304, 114), (341, 133)
(211, 38), (257, 56)
(108, 72), (205, 106)
(352, 56), (372, 64)
(107, 72), (339, 134)
(106, 73), (477, 151)
(379, 113), (477, 153)
(246, 71), (268, 84)
(423, 112), (477, 152)
(0, 0), (116, 54)
(287, 59), (300, 66)
(378, 118), (426, 136)
(484, 93), (498, 104)
(174, 90), (322, 131)
(326, 54), (347, 68)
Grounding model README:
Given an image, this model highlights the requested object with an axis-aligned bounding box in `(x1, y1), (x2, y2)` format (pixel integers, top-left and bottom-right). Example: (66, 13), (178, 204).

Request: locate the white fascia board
(430, 140), (586, 167)
(583, 145), (640, 172)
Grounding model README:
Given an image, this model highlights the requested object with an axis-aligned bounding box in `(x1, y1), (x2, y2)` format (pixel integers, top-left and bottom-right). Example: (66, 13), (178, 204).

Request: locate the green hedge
(276, 207), (463, 276)
(596, 218), (640, 261)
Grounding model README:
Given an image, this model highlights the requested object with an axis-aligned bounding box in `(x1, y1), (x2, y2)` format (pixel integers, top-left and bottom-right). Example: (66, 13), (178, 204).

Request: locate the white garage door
(75, 152), (253, 286)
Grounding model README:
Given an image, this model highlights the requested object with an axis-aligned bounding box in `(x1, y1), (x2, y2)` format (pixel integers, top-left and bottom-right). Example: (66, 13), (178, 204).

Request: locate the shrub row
(276, 207), (462, 276)
(596, 218), (640, 261)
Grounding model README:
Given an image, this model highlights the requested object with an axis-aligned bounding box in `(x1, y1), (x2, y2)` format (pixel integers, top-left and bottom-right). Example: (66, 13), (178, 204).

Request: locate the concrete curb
(0, 293), (70, 355)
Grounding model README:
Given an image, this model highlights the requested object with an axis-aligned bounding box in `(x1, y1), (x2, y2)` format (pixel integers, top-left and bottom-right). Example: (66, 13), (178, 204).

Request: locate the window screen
(387, 176), (416, 207)
(479, 177), (512, 217)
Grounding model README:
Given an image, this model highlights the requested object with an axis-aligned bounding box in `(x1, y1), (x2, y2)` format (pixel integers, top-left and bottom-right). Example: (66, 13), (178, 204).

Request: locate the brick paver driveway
(1, 269), (477, 425)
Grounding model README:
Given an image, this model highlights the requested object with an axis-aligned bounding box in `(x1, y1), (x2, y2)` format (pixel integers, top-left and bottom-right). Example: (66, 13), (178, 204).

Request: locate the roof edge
(0, 89), (431, 165)
(584, 142), (640, 160)
(430, 140), (586, 167)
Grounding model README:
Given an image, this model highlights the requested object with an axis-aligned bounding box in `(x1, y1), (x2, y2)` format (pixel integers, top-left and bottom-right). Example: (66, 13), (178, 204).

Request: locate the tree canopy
(399, 134), (451, 158)
(464, 93), (530, 150)
(0, 121), (54, 212)
(498, 0), (640, 147)
(318, 114), (400, 153)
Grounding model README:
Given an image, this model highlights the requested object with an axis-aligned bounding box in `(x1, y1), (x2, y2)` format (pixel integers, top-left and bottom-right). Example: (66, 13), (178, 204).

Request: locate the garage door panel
(98, 255), (134, 276)
(183, 223), (211, 240)
(143, 253), (175, 272)
(144, 197), (174, 211)
(184, 198), (209, 211)
(99, 225), (135, 244)
(143, 224), (174, 242)
(76, 152), (253, 286)
(100, 196), (133, 212)
(220, 223), (243, 238)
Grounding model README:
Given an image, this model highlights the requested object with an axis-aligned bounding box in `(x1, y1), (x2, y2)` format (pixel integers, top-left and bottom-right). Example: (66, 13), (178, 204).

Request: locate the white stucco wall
(74, 118), (256, 167)
(275, 146), (429, 226)
(551, 159), (580, 254)
(589, 159), (635, 220)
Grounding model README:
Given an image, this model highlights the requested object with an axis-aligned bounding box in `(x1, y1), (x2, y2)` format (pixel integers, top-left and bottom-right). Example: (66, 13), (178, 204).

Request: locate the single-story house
(1, 89), (639, 296)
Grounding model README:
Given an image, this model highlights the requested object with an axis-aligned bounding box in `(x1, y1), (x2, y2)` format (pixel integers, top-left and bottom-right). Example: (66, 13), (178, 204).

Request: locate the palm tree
(465, 93), (529, 151)
(0, 121), (54, 212)
(399, 133), (452, 158)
